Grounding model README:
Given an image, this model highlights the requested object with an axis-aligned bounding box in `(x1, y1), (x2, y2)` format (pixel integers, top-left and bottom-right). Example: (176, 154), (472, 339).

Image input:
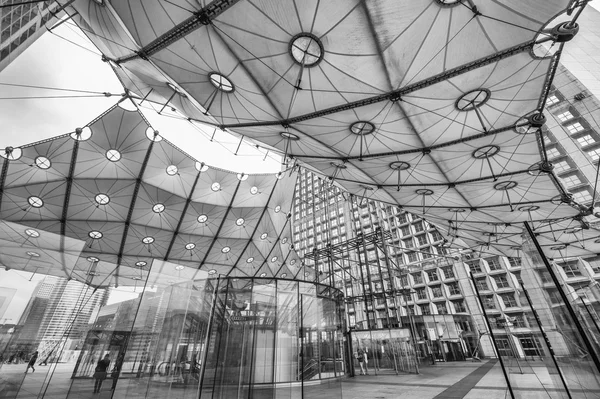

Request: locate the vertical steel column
(524, 221), (600, 374)
(376, 227), (400, 374)
(521, 285), (572, 399)
(470, 271), (515, 399)
(360, 236), (377, 329)
(198, 276), (222, 398)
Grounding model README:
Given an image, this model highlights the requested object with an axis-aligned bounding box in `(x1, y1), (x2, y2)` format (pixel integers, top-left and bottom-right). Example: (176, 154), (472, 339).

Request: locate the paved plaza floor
(2, 359), (600, 398)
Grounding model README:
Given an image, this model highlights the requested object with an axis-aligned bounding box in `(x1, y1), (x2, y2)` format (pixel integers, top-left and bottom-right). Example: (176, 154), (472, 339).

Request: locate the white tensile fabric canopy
(0, 103), (306, 287)
(4, 0), (599, 268)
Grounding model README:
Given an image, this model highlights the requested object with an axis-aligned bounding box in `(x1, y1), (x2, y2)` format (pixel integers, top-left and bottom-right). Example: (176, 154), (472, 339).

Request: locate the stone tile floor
(2, 359), (600, 398)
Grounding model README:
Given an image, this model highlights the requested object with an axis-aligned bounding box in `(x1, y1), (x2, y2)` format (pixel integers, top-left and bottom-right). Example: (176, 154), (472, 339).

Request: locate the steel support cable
(48, 29), (102, 56)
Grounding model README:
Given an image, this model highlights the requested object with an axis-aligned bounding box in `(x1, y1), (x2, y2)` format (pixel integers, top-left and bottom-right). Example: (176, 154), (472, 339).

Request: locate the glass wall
(0, 260), (345, 399)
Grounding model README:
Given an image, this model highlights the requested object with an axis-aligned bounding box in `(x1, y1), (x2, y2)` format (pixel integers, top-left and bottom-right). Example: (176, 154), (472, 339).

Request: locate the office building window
(572, 189), (593, 203)
(441, 266), (455, 279)
(508, 257), (521, 267)
(427, 270), (439, 282)
(548, 289), (563, 304)
(568, 122), (585, 134)
(546, 147), (561, 159)
(416, 288), (427, 300)
(561, 262), (582, 277)
(546, 94), (559, 106)
(416, 234), (428, 246)
(475, 278), (488, 291)
(453, 300), (466, 313)
(400, 225), (411, 236)
(500, 293), (518, 308)
(487, 257), (502, 270)
(483, 296), (496, 310)
(400, 276), (409, 287)
(413, 221), (424, 232)
(585, 256), (600, 273)
(448, 283), (461, 296)
(436, 303), (447, 314)
(577, 135), (595, 146)
(538, 270), (552, 284)
(494, 275), (510, 289)
(562, 174), (581, 187)
(557, 111), (574, 122)
(407, 252), (418, 263)
(397, 213), (408, 224)
(589, 147), (600, 160)
(421, 305), (431, 315)
(431, 287), (443, 298)
(467, 260), (482, 273)
(553, 160), (570, 172)
(412, 272), (423, 284)
(431, 230), (444, 242)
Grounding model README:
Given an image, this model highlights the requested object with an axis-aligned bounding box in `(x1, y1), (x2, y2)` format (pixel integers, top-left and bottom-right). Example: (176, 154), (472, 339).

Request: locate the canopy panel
(0, 103), (307, 286)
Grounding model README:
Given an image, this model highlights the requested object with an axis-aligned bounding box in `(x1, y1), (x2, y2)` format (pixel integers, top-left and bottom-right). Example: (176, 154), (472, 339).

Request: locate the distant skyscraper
(6, 276), (107, 357)
(0, 287), (16, 321)
(0, 1), (61, 72)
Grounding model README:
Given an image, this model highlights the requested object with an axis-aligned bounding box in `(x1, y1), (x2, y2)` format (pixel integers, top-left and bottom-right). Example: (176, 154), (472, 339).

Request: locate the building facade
(0, 0), (61, 72)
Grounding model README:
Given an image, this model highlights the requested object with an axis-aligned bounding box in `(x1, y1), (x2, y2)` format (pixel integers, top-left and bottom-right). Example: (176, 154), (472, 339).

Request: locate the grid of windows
(416, 234), (428, 246)
(412, 273), (423, 284)
(567, 122), (585, 134)
(501, 293), (518, 307)
(475, 278), (488, 291)
(557, 111), (574, 122)
(553, 160), (570, 173)
(453, 300), (466, 313)
(416, 288), (427, 300)
(493, 275), (510, 289)
(426, 270), (438, 282)
(483, 296), (496, 310)
(487, 257), (502, 270)
(468, 260), (482, 273)
(448, 282), (461, 296)
(577, 135), (595, 146)
(546, 95), (559, 106)
(441, 266), (455, 279)
(562, 262), (582, 278)
(562, 174), (582, 187)
(589, 148), (600, 160)
(546, 147), (562, 159)
(572, 190), (593, 203)
(508, 257), (521, 267)
(585, 256), (600, 273)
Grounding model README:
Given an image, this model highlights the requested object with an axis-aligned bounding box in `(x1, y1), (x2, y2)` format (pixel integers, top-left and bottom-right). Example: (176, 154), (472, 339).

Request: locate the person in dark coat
(93, 354), (111, 393)
(25, 351), (38, 373)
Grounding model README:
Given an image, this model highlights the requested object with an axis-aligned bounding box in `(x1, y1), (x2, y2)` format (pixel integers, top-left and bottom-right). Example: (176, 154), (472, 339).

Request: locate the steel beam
(116, 135), (156, 279)
(116, 0), (242, 64)
(216, 40), (534, 130)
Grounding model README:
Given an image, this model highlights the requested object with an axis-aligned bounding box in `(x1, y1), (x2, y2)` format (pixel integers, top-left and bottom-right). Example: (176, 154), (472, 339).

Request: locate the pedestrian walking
(357, 348), (369, 375)
(93, 354), (111, 393)
(25, 351), (38, 373)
